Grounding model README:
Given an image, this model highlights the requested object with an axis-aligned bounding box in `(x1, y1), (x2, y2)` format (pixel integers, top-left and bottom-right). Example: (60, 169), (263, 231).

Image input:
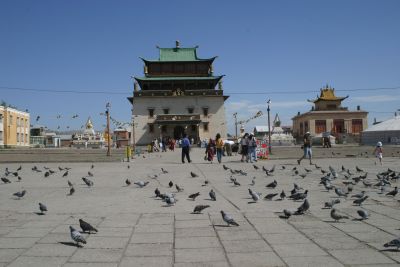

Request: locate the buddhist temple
(292, 85), (368, 143)
(72, 117), (105, 148)
(128, 41), (228, 145)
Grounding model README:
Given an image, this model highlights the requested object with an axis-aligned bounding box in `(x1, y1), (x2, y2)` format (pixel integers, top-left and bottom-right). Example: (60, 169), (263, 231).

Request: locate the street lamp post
(267, 99), (272, 154)
(106, 102), (111, 156)
(233, 112), (238, 141)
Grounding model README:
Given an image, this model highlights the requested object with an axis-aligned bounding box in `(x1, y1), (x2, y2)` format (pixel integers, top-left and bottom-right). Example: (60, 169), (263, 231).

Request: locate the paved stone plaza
(0, 148), (399, 266)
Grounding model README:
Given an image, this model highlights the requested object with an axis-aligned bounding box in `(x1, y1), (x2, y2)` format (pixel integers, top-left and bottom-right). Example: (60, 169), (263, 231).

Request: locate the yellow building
(0, 106), (30, 148)
(292, 85), (368, 143)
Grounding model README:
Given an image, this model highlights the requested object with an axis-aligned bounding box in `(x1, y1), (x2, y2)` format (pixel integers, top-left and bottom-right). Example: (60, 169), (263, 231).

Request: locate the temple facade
(292, 85), (368, 143)
(128, 41), (228, 145)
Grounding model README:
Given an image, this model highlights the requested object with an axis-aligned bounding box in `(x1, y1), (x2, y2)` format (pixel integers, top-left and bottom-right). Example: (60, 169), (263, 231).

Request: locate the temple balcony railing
(154, 114), (201, 125)
(133, 89), (226, 98)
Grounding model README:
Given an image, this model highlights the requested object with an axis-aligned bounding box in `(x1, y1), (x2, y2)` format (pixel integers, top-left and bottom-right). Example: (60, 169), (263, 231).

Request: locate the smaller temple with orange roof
(292, 85), (368, 143)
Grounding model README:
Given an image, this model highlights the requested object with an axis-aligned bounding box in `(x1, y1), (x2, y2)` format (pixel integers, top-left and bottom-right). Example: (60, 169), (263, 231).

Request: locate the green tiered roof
(141, 46), (216, 62)
(135, 76), (223, 82)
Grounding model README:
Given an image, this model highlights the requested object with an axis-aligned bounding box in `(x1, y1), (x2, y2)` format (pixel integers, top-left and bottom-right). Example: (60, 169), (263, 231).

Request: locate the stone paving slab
(0, 150), (400, 266)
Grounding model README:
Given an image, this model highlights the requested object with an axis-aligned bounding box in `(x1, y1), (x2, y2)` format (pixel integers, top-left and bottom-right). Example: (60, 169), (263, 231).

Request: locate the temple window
(203, 122), (209, 132)
(203, 107), (209, 117)
(148, 109), (154, 118)
(315, 120), (326, 134)
(352, 119), (363, 133)
(188, 108), (194, 114)
(163, 108), (169, 114)
(149, 124), (154, 133)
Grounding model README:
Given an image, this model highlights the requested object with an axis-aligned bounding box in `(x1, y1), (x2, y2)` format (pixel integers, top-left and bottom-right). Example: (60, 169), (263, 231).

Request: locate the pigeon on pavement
(383, 237), (400, 250)
(296, 199), (310, 214)
(134, 181), (149, 188)
(13, 190), (26, 199)
(39, 203), (47, 214)
(188, 192), (200, 201)
(69, 186), (75, 196)
(357, 209), (369, 220)
(79, 219), (98, 234)
(209, 189), (216, 201)
(386, 187), (398, 197)
(82, 177), (94, 187)
(190, 172), (199, 178)
(280, 190), (286, 200)
(125, 179), (131, 186)
(283, 209), (293, 219)
(168, 181), (173, 188)
(264, 193), (278, 200)
(331, 208), (349, 222)
(266, 180), (277, 189)
(1, 177), (11, 183)
(221, 210), (239, 226)
(193, 205), (210, 214)
(353, 195), (368, 206)
(62, 171), (69, 177)
(324, 199), (340, 209)
(69, 226), (86, 247)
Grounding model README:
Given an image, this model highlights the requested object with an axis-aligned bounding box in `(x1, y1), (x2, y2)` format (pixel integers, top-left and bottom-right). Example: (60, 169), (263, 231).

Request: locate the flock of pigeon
(1, 159), (400, 250)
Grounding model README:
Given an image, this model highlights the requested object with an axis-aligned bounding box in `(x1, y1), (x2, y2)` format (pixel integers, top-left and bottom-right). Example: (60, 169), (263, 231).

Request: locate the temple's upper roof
(135, 76), (223, 82)
(308, 85), (348, 103)
(141, 41), (216, 62)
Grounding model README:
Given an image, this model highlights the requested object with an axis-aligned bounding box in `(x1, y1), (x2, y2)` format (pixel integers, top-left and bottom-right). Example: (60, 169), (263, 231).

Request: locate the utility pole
(106, 102), (111, 156)
(267, 99), (272, 154)
(233, 112), (238, 142)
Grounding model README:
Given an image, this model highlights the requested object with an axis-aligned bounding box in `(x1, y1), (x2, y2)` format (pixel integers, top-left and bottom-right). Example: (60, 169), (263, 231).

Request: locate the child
(373, 141), (383, 165)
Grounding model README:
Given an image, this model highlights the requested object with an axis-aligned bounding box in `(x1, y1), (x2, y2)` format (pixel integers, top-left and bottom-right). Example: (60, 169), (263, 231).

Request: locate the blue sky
(1, 0), (399, 134)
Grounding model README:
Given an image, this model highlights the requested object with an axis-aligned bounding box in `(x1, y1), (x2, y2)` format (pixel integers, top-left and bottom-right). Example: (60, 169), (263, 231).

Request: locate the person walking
(215, 133), (224, 163)
(373, 141), (383, 165)
(205, 138), (215, 162)
(247, 134), (257, 163)
(240, 133), (249, 162)
(297, 132), (313, 165)
(181, 134), (191, 163)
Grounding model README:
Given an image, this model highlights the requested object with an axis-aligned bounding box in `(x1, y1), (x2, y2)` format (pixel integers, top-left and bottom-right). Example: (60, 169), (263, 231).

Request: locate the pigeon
(233, 179), (241, 186)
(323, 182), (334, 191)
(383, 237), (400, 250)
(299, 173), (307, 179)
(290, 190), (308, 201)
(296, 199), (310, 214)
(280, 190), (286, 200)
(154, 188), (161, 198)
(88, 171), (93, 177)
(220, 210), (239, 226)
(134, 181), (149, 188)
(17, 176), (22, 182)
(39, 203), (47, 214)
(266, 180), (277, 189)
(58, 166), (64, 171)
(363, 180), (372, 187)
(188, 192), (200, 201)
(193, 205), (210, 214)
(1, 177), (11, 183)
(386, 187), (398, 197)
(353, 195), (368, 206)
(79, 219), (98, 234)
(331, 208), (349, 222)
(69, 226), (86, 247)
(357, 209), (369, 220)
(161, 168), (168, 174)
(304, 168), (312, 173)
(69, 186), (75, 196)
(44, 171), (50, 177)
(209, 189), (216, 201)
(91, 164), (94, 169)
(223, 164), (229, 170)
(125, 179), (131, 186)
(62, 171), (69, 177)
(253, 164), (259, 170)
(351, 191), (365, 199)
(250, 177), (256, 186)
(16, 165), (22, 171)
(82, 177), (94, 187)
(13, 190), (26, 199)
(49, 169), (55, 174)
(283, 209), (293, 219)
(175, 184), (184, 192)
(164, 196), (177, 206)
(356, 166), (364, 172)
(324, 199), (340, 209)
(281, 165), (286, 170)
(190, 172), (198, 178)
(335, 187), (348, 197)
(264, 193), (278, 200)
(251, 191), (261, 202)
(168, 181), (173, 188)
(202, 180), (209, 186)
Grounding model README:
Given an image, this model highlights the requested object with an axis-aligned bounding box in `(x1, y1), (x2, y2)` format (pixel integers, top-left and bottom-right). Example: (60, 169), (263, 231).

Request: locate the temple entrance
(333, 119), (345, 134)
(174, 126), (185, 140)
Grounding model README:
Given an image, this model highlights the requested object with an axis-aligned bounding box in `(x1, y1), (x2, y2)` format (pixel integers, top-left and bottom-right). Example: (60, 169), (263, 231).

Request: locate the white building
(361, 114), (400, 145)
(128, 41), (228, 145)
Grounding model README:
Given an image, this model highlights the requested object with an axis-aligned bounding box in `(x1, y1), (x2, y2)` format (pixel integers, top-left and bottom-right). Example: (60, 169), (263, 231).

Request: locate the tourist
(205, 138), (215, 162)
(240, 133), (249, 162)
(247, 134), (257, 163)
(181, 134), (191, 163)
(373, 141), (383, 165)
(297, 132), (312, 165)
(215, 133), (224, 163)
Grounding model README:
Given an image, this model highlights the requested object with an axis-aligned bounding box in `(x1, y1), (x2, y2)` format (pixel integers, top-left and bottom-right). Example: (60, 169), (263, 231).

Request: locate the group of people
(148, 137), (176, 153)
(239, 133), (258, 163)
(204, 133), (225, 163)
